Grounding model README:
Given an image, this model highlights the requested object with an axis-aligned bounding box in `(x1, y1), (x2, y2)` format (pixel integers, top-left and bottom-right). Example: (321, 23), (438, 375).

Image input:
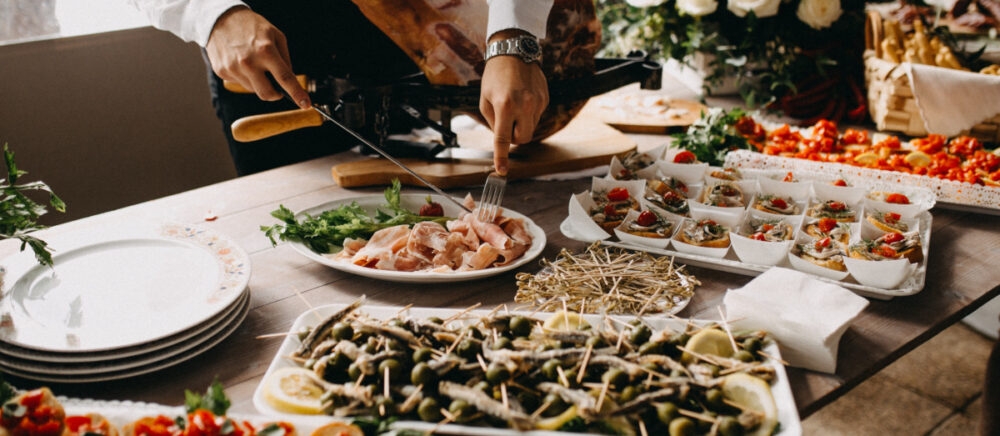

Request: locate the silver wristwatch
(484, 35), (542, 64)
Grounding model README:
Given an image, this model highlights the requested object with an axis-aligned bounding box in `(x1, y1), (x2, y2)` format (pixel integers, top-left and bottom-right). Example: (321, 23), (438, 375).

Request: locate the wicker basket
(863, 11), (1000, 143)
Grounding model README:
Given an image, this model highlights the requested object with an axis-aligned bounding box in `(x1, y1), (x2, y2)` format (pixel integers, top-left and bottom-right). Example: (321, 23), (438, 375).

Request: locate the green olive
(541, 359), (562, 380)
(427, 316), (444, 324)
(347, 362), (363, 381)
(410, 362), (437, 386)
(668, 416), (695, 436)
(331, 322), (354, 341)
(734, 350), (755, 362)
(704, 388), (725, 410)
(639, 341), (664, 355)
(486, 363), (512, 384)
(602, 368), (629, 390)
(448, 399), (475, 420)
(619, 385), (639, 403)
(508, 315), (533, 338)
(378, 358), (403, 381)
(412, 347), (433, 364)
(417, 397), (443, 422)
(492, 336), (514, 350)
(742, 337), (763, 356)
(718, 416), (745, 436)
(474, 380), (492, 395)
(586, 335), (607, 349)
(456, 338), (481, 360)
(629, 324), (652, 345)
(376, 396), (396, 417)
(541, 393), (568, 417)
(656, 402), (679, 425)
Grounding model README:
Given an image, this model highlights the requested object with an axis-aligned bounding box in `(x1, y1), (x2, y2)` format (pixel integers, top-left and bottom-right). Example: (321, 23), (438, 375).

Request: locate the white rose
(796, 0), (843, 29)
(728, 0), (780, 18)
(676, 0), (718, 17)
(627, 0), (668, 6)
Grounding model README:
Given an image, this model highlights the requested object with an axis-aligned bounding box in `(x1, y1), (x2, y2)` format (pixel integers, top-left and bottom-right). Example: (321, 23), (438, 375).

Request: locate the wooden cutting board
(330, 114), (636, 188)
(578, 87), (707, 134)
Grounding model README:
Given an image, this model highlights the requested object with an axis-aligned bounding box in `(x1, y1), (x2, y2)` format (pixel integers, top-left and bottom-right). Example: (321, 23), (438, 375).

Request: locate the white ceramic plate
(254, 304), (802, 436)
(0, 223), (250, 353)
(287, 194), (545, 283)
(0, 290), (248, 372)
(0, 292), (249, 383)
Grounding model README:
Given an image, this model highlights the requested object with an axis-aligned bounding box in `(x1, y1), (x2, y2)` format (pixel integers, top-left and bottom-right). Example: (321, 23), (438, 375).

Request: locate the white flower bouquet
(597, 0), (867, 122)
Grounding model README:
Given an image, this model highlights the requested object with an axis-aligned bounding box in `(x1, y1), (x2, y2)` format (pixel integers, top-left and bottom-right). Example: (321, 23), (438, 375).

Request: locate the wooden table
(2, 147), (998, 422)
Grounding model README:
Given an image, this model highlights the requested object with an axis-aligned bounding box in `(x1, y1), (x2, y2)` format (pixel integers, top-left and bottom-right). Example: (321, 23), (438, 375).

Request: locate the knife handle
(230, 108), (323, 142)
(223, 75), (311, 94)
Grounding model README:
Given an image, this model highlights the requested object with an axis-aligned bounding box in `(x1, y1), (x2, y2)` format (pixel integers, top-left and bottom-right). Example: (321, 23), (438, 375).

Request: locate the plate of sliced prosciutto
(288, 194), (546, 283)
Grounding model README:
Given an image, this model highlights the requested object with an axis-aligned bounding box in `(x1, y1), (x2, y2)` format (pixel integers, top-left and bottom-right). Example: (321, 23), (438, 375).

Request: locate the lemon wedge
(722, 372), (778, 436)
(904, 150), (931, 168)
(853, 152), (879, 166)
(542, 310), (589, 331)
(262, 367), (329, 415)
(680, 328), (735, 364)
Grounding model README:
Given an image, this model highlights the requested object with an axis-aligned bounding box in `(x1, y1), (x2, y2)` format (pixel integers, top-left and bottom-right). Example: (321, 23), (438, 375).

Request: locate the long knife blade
(312, 104), (473, 214)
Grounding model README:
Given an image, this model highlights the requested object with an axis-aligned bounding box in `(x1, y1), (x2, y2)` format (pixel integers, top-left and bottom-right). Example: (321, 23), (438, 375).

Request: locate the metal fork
(478, 172), (507, 222)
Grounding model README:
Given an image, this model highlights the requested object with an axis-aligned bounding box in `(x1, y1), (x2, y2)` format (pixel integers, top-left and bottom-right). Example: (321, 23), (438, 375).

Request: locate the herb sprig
(671, 107), (755, 166)
(261, 179), (451, 253)
(0, 143), (65, 266)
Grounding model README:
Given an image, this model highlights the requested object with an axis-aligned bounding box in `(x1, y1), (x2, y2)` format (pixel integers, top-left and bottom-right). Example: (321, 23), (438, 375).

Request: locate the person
(127, 0), (552, 176)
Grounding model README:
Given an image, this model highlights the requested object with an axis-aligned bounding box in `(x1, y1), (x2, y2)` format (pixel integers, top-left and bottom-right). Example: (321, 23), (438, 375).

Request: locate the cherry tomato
(882, 232), (905, 244)
(827, 201), (846, 211)
(751, 232), (767, 241)
(603, 204), (617, 216)
(607, 187), (630, 202)
(885, 193), (910, 204)
(877, 245), (899, 258)
(636, 210), (657, 227)
(815, 237), (832, 250)
(769, 198), (788, 209)
(817, 218), (837, 233)
(832, 179), (848, 187)
(673, 150), (697, 164)
(884, 212), (901, 224)
(419, 201), (444, 217)
(782, 172), (795, 182)
(761, 224), (775, 232)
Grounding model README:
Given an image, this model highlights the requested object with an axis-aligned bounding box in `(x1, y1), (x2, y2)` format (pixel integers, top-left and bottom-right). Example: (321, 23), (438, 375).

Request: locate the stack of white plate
(0, 223), (251, 383)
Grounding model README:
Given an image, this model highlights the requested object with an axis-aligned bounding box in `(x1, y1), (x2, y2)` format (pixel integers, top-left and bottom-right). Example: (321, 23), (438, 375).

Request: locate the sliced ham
(334, 212), (533, 273)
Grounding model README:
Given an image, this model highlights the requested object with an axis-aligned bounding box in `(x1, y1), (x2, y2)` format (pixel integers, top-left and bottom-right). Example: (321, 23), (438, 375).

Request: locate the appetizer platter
(262, 182), (544, 283)
(0, 378), (359, 435)
(563, 152), (935, 299)
(254, 301), (802, 436)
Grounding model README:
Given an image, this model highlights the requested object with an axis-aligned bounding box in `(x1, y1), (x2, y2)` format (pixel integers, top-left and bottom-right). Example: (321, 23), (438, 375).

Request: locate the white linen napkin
(907, 63), (1000, 137)
(723, 267), (869, 373)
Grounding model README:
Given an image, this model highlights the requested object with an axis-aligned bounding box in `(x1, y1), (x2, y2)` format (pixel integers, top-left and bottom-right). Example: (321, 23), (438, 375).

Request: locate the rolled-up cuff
(486, 0), (554, 40)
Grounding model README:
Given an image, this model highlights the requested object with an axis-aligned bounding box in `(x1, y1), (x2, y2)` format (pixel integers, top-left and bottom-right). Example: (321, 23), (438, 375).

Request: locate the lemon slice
(722, 372), (778, 436)
(853, 152), (879, 166)
(680, 328), (735, 364)
(542, 310), (589, 331)
(262, 367), (329, 415)
(309, 422), (365, 436)
(904, 150), (931, 168)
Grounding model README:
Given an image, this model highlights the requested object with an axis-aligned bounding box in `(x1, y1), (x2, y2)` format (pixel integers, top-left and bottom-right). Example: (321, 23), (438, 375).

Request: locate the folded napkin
(723, 267), (869, 373)
(908, 63), (1000, 137)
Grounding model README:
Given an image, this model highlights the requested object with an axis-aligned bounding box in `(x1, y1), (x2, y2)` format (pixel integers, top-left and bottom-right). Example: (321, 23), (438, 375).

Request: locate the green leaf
(184, 379), (231, 416)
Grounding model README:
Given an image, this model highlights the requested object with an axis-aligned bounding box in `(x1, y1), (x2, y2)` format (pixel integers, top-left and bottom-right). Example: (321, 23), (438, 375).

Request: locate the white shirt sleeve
(486, 0), (555, 40)
(125, 0), (246, 47)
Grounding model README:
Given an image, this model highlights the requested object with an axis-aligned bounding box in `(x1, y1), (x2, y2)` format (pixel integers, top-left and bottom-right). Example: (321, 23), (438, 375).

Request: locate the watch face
(519, 37), (541, 57)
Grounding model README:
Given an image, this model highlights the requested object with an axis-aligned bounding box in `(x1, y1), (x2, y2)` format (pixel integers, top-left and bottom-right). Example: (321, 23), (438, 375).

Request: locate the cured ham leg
(351, 0), (601, 141)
